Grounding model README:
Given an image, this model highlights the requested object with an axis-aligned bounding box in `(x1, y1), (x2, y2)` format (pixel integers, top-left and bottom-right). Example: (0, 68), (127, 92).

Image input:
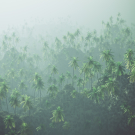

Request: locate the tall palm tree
(47, 84), (58, 99)
(85, 32), (92, 51)
(35, 76), (44, 106)
(51, 65), (59, 81)
(58, 74), (65, 90)
(93, 61), (102, 80)
(77, 77), (83, 92)
(20, 95), (33, 116)
(55, 37), (62, 52)
(0, 83), (7, 111)
(107, 60), (116, 77)
(86, 56), (95, 69)
(100, 50), (114, 66)
(74, 29), (80, 45)
(88, 71), (95, 90)
(42, 41), (49, 59)
(19, 80), (26, 95)
(0, 81), (9, 112)
(50, 106), (64, 123)
(10, 93), (20, 115)
(115, 62), (125, 91)
(69, 57), (79, 86)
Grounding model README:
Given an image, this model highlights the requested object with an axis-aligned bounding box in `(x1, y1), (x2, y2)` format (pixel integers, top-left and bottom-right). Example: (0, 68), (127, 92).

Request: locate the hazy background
(0, 0), (135, 35)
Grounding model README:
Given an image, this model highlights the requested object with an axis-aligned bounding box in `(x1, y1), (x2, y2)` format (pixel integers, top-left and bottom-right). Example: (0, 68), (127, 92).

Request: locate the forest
(0, 13), (135, 135)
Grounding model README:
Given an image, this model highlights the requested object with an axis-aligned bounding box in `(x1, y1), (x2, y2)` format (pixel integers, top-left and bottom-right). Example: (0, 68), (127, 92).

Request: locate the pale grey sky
(0, 0), (135, 34)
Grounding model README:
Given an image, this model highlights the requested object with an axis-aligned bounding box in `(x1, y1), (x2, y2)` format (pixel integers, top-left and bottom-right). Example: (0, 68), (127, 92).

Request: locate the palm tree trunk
(89, 78), (90, 89)
(6, 95), (9, 112)
(34, 89), (36, 103)
(15, 107), (16, 115)
(72, 68), (74, 86)
(40, 89), (41, 106)
(91, 78), (92, 90)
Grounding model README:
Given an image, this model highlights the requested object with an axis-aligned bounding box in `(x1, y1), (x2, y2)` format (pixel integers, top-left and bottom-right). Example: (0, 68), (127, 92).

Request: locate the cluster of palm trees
(0, 13), (135, 134)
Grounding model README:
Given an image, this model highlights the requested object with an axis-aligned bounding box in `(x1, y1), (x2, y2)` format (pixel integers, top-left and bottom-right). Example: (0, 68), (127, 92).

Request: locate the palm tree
(35, 76), (44, 106)
(0, 83), (7, 111)
(105, 77), (118, 96)
(68, 34), (75, 48)
(65, 71), (72, 84)
(55, 37), (62, 52)
(33, 54), (41, 67)
(86, 56), (95, 69)
(115, 61), (125, 91)
(51, 65), (58, 81)
(85, 32), (92, 50)
(20, 95), (33, 116)
(33, 72), (40, 83)
(47, 75), (53, 85)
(124, 49), (134, 73)
(36, 124), (46, 132)
(18, 54), (24, 65)
(74, 29), (80, 45)
(98, 85), (106, 100)
(88, 71), (95, 90)
(69, 57), (79, 86)
(107, 60), (116, 77)
(58, 74), (65, 90)
(77, 77), (83, 92)
(50, 106), (64, 123)
(0, 81), (9, 112)
(8, 68), (15, 88)
(88, 87), (100, 103)
(42, 41), (49, 58)
(4, 115), (15, 129)
(22, 45), (28, 53)
(19, 80), (26, 95)
(115, 62), (125, 77)
(19, 122), (32, 135)
(10, 88), (20, 115)
(48, 84), (58, 99)
(18, 69), (25, 78)
(100, 50), (114, 66)
(62, 121), (70, 130)
(93, 61), (102, 80)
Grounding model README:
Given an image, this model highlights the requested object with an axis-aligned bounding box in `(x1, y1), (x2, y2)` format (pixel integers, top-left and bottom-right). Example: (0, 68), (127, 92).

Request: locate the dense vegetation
(0, 13), (135, 135)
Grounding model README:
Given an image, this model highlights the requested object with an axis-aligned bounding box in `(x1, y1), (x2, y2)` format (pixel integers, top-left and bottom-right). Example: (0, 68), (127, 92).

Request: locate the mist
(0, 0), (135, 135)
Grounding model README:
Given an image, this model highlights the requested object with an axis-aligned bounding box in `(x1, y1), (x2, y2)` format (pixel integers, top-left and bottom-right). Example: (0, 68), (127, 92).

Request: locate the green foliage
(36, 124), (46, 131)
(50, 106), (64, 123)
(70, 90), (78, 98)
(62, 121), (70, 130)
(4, 115), (15, 129)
